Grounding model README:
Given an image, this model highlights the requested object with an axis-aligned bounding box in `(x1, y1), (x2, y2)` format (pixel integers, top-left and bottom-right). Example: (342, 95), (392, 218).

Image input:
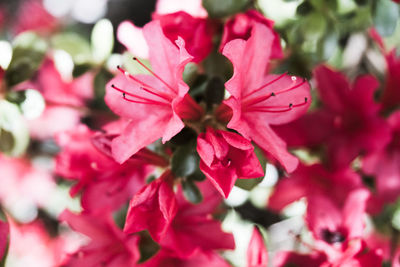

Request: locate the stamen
(115, 66), (173, 101)
(246, 97), (308, 113)
(243, 72), (287, 98)
(111, 84), (169, 106)
(133, 57), (177, 94)
(242, 79), (308, 108)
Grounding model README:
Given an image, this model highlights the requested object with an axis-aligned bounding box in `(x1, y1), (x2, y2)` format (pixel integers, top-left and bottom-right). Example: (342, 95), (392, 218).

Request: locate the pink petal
(247, 227), (268, 267)
(117, 21), (149, 59)
(342, 189), (369, 239)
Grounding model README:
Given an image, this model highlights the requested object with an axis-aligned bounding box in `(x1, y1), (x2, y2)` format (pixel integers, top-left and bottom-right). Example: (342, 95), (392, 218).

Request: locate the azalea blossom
(142, 249), (231, 267)
(197, 128), (263, 198)
(13, 0), (58, 35)
(17, 58), (93, 139)
(106, 20), (203, 163)
(158, 180), (235, 257)
(60, 210), (140, 267)
(268, 163), (364, 211)
(123, 170), (177, 242)
(55, 124), (162, 212)
(275, 65), (391, 170)
(370, 28), (400, 112)
(362, 111), (400, 214)
(220, 10), (283, 60)
(217, 22), (311, 172)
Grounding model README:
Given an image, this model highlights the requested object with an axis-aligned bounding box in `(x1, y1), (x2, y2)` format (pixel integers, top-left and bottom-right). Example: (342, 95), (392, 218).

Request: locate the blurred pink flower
(60, 210), (140, 267)
(159, 180), (235, 257)
(268, 163), (363, 212)
(247, 227), (268, 267)
(0, 155), (56, 209)
(363, 111), (400, 214)
(8, 219), (67, 267)
(14, 0), (58, 35)
(55, 124), (157, 212)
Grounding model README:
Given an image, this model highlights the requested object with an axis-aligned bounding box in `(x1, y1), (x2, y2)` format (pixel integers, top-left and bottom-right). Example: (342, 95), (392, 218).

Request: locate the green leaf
(171, 142), (199, 178)
(373, 0), (399, 37)
(94, 68), (113, 99)
(203, 0), (251, 18)
(188, 168), (206, 181)
(73, 63), (93, 77)
(5, 32), (47, 86)
(0, 100), (29, 156)
(182, 179), (203, 204)
(203, 50), (233, 82)
(91, 19), (114, 63)
(51, 32), (92, 64)
(205, 76), (225, 111)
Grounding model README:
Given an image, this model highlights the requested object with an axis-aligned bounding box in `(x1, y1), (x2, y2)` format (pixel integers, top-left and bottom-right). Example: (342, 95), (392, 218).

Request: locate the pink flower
(268, 163), (363, 212)
(0, 154), (56, 209)
(14, 0), (58, 35)
(197, 128), (263, 198)
(124, 170), (178, 242)
(17, 58), (94, 139)
(56, 124), (160, 212)
(314, 65), (390, 169)
(274, 251), (327, 267)
(370, 28), (400, 112)
(220, 10), (283, 60)
(8, 218), (68, 267)
(247, 227), (268, 267)
(153, 11), (214, 62)
(158, 180), (235, 258)
(117, 21), (149, 59)
(320, 239), (383, 267)
(60, 210), (140, 267)
(35, 59), (93, 107)
(106, 20), (203, 163)
(393, 250), (400, 267)
(118, 11), (213, 62)
(362, 111), (400, 214)
(217, 22), (311, 173)
(142, 249), (231, 267)
(27, 106), (81, 140)
(306, 189), (370, 249)
(276, 65), (391, 170)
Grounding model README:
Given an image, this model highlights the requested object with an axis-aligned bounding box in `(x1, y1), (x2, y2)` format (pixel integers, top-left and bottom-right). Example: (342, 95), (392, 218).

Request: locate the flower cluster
(0, 0), (399, 266)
